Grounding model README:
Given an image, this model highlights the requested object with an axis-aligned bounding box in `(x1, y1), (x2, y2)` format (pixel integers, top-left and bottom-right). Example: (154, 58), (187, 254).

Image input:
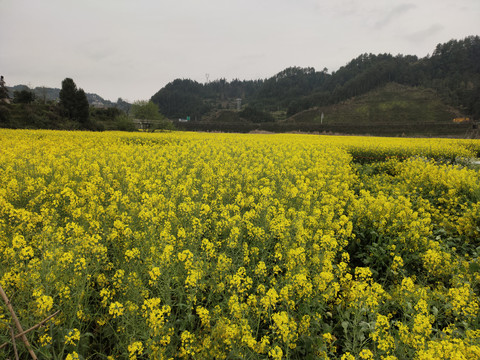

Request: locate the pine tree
(59, 78), (90, 125)
(59, 78), (78, 119)
(75, 88), (90, 124)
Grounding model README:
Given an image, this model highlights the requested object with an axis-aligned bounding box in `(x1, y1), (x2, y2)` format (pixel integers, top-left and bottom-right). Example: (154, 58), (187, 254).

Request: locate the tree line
(0, 78), (169, 131)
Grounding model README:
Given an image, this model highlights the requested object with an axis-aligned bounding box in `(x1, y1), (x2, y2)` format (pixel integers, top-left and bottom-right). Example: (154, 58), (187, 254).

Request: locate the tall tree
(75, 88), (90, 124)
(59, 78), (90, 125)
(59, 78), (78, 119)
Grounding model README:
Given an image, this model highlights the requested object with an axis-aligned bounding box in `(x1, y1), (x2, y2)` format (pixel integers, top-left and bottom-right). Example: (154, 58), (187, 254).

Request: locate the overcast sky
(1, 0), (479, 102)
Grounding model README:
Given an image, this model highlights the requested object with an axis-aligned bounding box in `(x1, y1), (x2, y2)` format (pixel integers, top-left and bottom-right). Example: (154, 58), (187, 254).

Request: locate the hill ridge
(151, 35), (480, 122)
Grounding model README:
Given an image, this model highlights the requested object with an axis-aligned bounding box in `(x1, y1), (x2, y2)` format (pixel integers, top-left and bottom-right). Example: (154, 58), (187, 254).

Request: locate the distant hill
(7, 84), (124, 108)
(174, 83), (472, 136)
(151, 35), (480, 126)
(1, 82), (134, 131)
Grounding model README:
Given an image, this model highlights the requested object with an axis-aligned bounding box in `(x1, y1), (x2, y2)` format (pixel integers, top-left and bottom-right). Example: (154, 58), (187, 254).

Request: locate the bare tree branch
(0, 310), (61, 350)
(0, 285), (38, 359)
(10, 326), (19, 360)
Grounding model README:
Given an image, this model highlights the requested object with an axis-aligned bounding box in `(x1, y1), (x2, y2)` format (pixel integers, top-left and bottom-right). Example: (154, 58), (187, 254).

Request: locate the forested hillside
(151, 36), (480, 121)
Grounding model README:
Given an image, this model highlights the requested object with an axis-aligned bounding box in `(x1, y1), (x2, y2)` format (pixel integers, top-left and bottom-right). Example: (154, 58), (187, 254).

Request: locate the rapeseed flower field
(0, 129), (479, 359)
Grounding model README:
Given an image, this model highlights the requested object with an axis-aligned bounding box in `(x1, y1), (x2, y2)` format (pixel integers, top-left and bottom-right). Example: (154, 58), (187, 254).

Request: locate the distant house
(92, 100), (106, 109)
(453, 117), (471, 123)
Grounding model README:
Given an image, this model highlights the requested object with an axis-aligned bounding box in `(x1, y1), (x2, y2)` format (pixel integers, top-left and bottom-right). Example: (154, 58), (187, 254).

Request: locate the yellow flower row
(0, 129), (479, 359)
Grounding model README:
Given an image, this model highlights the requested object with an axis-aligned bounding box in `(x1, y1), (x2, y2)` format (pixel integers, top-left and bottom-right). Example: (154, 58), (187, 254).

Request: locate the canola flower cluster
(0, 129), (479, 359)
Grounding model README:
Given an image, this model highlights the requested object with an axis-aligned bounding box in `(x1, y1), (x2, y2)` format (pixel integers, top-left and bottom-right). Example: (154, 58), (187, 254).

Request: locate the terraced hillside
(286, 83), (460, 125)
